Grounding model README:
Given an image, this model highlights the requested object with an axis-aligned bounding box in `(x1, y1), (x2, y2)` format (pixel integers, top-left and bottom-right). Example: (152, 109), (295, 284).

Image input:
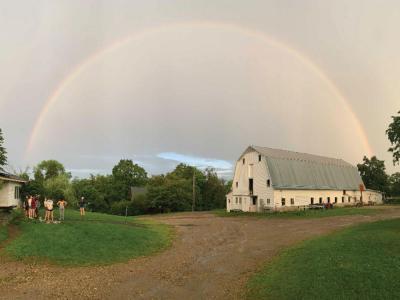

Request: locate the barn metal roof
(249, 146), (364, 190)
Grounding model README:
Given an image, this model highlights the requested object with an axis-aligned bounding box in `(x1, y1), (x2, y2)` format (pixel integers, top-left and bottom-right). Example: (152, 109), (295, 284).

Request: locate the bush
(110, 194), (150, 216)
(9, 208), (24, 225)
(385, 197), (400, 205)
(110, 201), (130, 216)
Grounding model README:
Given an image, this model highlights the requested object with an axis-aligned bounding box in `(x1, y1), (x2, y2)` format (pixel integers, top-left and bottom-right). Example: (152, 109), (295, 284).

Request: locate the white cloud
(157, 152), (233, 170)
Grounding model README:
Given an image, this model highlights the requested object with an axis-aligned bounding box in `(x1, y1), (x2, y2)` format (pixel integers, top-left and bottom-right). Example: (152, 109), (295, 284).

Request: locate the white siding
(226, 147), (384, 212)
(227, 150), (274, 212)
(0, 181), (22, 207)
(364, 190), (383, 204)
(273, 189), (382, 210)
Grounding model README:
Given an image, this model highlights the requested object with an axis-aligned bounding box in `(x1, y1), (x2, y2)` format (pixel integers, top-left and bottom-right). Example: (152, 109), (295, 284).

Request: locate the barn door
(250, 196), (258, 212)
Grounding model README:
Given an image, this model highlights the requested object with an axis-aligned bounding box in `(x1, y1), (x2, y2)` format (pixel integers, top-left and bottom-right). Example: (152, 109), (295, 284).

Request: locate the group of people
(24, 195), (40, 219)
(23, 196), (86, 223)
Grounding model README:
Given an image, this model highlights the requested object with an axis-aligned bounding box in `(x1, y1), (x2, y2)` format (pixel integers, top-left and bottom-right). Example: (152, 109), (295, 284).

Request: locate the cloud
(157, 152), (233, 170)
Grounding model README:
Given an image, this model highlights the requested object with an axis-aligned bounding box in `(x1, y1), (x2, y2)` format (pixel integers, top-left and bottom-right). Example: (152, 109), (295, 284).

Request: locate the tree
(112, 159), (148, 186)
(225, 179), (233, 193)
(34, 160), (68, 181)
(389, 173), (400, 197)
(72, 176), (108, 212)
(357, 156), (389, 192)
(21, 179), (45, 200)
(199, 168), (227, 210)
(146, 164), (227, 213)
(43, 174), (75, 203)
(112, 160), (148, 200)
(0, 128), (7, 171)
(147, 175), (193, 213)
(386, 110), (400, 165)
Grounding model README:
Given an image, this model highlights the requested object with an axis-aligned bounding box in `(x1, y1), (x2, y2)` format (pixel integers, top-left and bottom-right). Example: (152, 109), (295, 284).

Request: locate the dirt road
(1, 207), (400, 299)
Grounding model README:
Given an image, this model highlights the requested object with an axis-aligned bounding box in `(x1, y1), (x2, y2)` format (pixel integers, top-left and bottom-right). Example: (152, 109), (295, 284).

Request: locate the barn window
(310, 197), (314, 204)
(228, 199), (230, 203)
(239, 197), (242, 204)
(290, 198), (294, 205)
(334, 197), (337, 203)
(327, 197), (330, 203)
(243, 158), (245, 164)
(342, 197), (344, 203)
(267, 179), (271, 187)
(348, 196), (351, 203)
(236, 182), (238, 188)
(267, 199), (270, 204)
(258, 154), (262, 162)
(235, 197), (238, 204)
(281, 198), (286, 206)
(319, 197), (322, 204)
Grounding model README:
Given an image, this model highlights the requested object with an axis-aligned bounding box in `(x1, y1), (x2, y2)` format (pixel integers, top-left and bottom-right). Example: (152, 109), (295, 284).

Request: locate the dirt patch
(0, 207), (400, 299)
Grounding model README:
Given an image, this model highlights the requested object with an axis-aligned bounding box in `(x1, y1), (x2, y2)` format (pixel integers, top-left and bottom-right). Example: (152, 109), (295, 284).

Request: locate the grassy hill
(1, 209), (172, 266)
(247, 218), (400, 299)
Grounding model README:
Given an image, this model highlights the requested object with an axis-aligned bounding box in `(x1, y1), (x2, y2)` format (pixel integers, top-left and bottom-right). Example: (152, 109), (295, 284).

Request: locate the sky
(0, 0), (399, 178)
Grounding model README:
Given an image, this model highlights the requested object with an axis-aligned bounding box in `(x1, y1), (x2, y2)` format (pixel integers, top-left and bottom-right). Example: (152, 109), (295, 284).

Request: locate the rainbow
(25, 21), (374, 158)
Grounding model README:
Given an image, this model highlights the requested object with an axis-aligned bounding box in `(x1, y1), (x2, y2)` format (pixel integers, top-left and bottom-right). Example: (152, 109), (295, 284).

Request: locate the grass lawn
(2, 209), (172, 266)
(247, 218), (400, 299)
(0, 225), (7, 243)
(214, 206), (384, 219)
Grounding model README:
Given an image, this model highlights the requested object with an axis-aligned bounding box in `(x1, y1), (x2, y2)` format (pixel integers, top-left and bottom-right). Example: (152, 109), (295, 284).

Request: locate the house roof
(247, 146), (364, 191)
(0, 171), (27, 183)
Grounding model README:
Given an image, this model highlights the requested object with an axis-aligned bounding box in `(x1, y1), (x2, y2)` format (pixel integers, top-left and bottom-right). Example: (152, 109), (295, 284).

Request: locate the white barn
(226, 146), (383, 212)
(0, 172), (26, 208)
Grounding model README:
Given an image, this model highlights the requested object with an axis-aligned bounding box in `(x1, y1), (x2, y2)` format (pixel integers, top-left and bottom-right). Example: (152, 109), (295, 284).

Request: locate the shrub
(110, 194), (150, 216)
(9, 208), (24, 225)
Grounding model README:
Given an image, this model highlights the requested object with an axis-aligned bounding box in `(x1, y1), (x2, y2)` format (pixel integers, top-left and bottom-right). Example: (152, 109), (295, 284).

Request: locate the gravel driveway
(1, 207), (400, 299)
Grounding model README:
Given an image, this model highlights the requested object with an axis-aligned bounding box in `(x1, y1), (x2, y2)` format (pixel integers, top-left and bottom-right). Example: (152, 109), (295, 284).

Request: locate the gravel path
(1, 206), (400, 299)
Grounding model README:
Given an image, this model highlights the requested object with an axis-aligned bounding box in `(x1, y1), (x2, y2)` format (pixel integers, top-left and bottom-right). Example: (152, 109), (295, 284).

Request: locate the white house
(0, 171), (26, 208)
(226, 146), (383, 212)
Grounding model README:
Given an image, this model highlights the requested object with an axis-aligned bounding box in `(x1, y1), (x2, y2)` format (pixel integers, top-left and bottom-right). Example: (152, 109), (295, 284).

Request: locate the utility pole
(192, 169), (196, 212)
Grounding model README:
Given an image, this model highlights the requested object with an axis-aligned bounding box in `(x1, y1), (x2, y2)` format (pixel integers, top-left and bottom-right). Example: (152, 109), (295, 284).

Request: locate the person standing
(24, 196), (29, 217)
(28, 196), (33, 219)
(44, 198), (54, 223)
(31, 196), (37, 219)
(57, 198), (67, 221)
(43, 198), (49, 222)
(35, 196), (41, 219)
(79, 197), (85, 217)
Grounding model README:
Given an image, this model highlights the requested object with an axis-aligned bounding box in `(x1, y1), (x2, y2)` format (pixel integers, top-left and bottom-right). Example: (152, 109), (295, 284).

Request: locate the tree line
(15, 159), (230, 215)
(0, 110), (399, 212)
(357, 110), (400, 197)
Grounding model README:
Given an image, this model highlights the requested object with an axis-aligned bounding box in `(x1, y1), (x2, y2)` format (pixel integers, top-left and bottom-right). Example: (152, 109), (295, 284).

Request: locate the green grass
(247, 218), (400, 299)
(214, 206), (384, 219)
(0, 225), (7, 243)
(2, 209), (172, 266)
